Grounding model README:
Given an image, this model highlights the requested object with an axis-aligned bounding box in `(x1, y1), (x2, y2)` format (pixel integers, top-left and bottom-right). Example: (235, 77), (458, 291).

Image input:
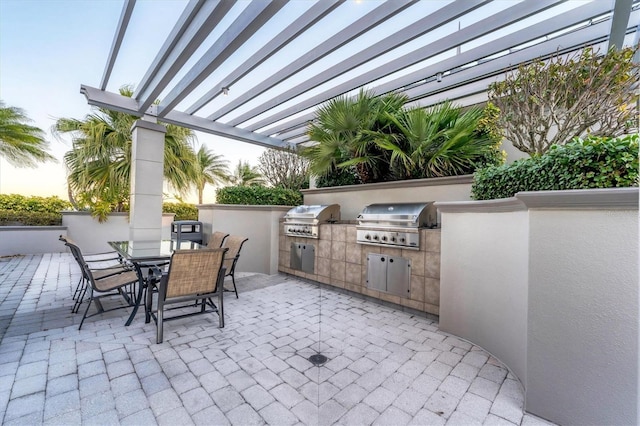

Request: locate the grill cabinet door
(366, 254), (388, 291)
(301, 244), (315, 274)
(290, 243), (302, 270)
(386, 256), (411, 297)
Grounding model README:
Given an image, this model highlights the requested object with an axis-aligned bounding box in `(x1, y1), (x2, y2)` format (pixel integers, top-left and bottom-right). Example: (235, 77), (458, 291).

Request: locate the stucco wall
(526, 207), (638, 425)
(0, 226), (68, 256)
(198, 204), (291, 274)
(436, 188), (639, 426)
(62, 212), (175, 254)
(438, 202), (529, 383)
(303, 175), (473, 221)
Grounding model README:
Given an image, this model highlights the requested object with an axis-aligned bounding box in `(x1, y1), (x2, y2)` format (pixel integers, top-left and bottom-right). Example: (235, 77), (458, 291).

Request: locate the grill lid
(284, 204), (340, 223)
(357, 202), (436, 228)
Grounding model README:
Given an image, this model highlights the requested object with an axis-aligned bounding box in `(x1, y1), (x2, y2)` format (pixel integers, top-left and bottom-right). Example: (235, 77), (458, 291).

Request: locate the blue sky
(0, 0), (265, 202)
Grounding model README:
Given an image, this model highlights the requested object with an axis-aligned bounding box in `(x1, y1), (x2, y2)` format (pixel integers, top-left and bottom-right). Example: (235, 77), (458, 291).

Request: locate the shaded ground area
(0, 254), (554, 425)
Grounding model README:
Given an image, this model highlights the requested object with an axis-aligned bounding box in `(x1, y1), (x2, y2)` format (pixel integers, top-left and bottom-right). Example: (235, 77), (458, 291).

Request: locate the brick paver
(0, 254), (556, 425)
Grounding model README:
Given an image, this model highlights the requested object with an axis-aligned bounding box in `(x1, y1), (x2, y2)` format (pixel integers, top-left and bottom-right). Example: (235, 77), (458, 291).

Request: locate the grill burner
(356, 202), (436, 250)
(284, 204), (340, 239)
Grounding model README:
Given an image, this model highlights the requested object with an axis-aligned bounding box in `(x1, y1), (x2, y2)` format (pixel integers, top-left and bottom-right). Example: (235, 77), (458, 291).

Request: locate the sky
(0, 0), (266, 204)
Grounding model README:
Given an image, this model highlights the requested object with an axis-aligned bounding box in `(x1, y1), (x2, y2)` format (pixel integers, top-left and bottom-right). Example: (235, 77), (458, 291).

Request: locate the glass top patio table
(108, 239), (206, 262)
(107, 239), (208, 326)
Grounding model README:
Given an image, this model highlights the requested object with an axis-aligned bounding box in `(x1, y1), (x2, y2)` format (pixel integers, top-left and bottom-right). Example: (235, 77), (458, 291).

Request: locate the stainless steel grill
(283, 204), (340, 238)
(356, 202), (436, 250)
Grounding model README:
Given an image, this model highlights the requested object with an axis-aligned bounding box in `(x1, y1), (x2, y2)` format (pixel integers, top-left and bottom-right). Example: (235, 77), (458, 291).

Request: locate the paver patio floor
(0, 254), (554, 425)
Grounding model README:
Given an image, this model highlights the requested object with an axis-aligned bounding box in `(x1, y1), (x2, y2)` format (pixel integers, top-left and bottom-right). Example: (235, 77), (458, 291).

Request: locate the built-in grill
(356, 202), (437, 250)
(284, 204), (340, 238)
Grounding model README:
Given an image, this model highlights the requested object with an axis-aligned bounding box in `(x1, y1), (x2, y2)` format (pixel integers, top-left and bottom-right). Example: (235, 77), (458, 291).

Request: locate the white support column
(129, 119), (166, 241)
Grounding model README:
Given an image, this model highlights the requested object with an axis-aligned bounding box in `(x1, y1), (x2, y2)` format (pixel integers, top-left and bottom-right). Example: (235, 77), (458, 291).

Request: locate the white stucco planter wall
(436, 188), (639, 426)
(303, 175), (473, 221)
(437, 199), (529, 383)
(62, 212), (175, 254)
(0, 226), (68, 256)
(198, 204), (291, 275)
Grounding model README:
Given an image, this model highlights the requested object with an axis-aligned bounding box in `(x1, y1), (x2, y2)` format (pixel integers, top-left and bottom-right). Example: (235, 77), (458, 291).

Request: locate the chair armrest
(90, 264), (133, 280)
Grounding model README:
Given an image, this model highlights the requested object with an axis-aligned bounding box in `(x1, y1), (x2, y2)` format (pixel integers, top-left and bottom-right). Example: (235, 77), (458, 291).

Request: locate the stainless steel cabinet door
(366, 253), (411, 297)
(386, 256), (411, 297)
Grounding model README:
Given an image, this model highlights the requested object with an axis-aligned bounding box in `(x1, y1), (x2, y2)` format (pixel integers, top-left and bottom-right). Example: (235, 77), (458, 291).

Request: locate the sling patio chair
(221, 235), (248, 299)
(63, 239), (140, 329)
(145, 248), (227, 344)
(207, 231), (229, 248)
(59, 235), (131, 313)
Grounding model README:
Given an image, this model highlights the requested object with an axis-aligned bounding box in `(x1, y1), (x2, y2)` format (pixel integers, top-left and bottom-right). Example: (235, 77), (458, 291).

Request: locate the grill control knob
(381, 236), (388, 242)
(391, 236), (396, 242)
(365, 234), (371, 240)
(400, 237), (406, 243)
(373, 235), (379, 241)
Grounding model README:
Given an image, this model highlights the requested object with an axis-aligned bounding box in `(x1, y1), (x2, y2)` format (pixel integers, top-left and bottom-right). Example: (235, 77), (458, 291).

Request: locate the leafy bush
(316, 166), (362, 188)
(471, 135), (639, 200)
(163, 202), (198, 221)
(0, 210), (62, 226)
(0, 194), (71, 213)
(216, 185), (302, 206)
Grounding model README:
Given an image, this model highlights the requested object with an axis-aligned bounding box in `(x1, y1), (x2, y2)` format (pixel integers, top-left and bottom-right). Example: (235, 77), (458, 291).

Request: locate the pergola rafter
(85, 0), (638, 150)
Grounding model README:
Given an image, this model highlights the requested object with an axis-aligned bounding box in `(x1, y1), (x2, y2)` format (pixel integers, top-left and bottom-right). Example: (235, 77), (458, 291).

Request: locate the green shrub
(0, 194), (71, 213)
(471, 135), (639, 200)
(316, 166), (362, 188)
(216, 185), (302, 206)
(0, 210), (62, 226)
(163, 202), (198, 221)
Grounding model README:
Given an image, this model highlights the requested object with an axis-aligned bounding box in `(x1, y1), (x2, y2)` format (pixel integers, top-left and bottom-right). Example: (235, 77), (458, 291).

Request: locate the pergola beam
(134, 0), (236, 114)
(80, 85), (290, 149)
(608, 0), (633, 50)
(100, 0), (136, 90)
(206, 0), (418, 121)
(229, 0), (494, 128)
(185, 0), (344, 115)
(157, 0), (289, 118)
(277, 14), (619, 145)
(243, 0), (563, 133)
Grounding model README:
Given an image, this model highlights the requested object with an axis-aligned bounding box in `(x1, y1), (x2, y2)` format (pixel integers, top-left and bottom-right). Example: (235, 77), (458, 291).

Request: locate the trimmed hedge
(216, 185), (302, 206)
(0, 194), (71, 213)
(471, 135), (639, 200)
(0, 195), (70, 225)
(0, 210), (62, 226)
(163, 203), (198, 221)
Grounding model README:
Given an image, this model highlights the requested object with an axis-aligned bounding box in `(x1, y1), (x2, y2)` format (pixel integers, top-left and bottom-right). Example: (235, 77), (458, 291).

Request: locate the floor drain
(308, 353), (328, 366)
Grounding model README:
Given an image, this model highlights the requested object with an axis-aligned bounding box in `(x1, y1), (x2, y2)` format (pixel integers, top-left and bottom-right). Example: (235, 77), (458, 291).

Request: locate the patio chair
(145, 248), (227, 344)
(221, 235), (248, 299)
(59, 235), (130, 313)
(207, 231), (229, 248)
(63, 240), (140, 330)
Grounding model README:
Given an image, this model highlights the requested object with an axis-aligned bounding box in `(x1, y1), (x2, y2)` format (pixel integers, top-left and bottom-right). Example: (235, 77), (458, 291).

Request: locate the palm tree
(229, 161), (264, 186)
(194, 146), (230, 203)
(304, 89), (407, 184)
(54, 86), (197, 215)
(0, 101), (55, 167)
(384, 102), (501, 178)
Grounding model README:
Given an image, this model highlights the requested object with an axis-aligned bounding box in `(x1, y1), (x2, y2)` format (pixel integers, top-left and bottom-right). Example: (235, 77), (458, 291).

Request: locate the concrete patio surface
(0, 253), (555, 425)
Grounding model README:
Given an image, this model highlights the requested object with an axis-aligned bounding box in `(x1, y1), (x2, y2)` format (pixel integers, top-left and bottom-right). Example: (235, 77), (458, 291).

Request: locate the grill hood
(357, 202), (436, 229)
(284, 204), (340, 223)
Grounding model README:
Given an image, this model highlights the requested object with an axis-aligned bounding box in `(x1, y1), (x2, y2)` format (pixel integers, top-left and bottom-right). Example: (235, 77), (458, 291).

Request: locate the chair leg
(72, 280), (88, 314)
(145, 281), (153, 324)
(156, 300), (164, 344)
(231, 274), (238, 298)
(78, 288), (94, 330)
(72, 276), (83, 300)
(218, 287), (224, 328)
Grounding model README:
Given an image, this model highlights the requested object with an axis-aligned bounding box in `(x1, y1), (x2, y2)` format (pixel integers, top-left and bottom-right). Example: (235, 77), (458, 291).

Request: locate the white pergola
(82, 0), (639, 239)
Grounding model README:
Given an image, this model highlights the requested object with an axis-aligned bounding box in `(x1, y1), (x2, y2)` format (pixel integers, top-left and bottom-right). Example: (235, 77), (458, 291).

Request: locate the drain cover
(308, 353), (328, 366)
